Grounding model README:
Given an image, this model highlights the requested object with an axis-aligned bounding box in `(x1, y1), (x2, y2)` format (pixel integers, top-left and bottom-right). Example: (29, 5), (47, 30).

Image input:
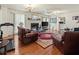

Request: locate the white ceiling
(1, 4), (79, 15)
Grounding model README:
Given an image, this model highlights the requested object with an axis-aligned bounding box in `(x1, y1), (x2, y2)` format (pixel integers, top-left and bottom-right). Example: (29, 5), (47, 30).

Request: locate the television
(42, 22), (48, 26)
(74, 28), (79, 31)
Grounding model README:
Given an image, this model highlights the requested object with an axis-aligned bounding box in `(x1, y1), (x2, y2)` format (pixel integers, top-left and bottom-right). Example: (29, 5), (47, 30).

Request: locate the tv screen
(42, 22), (48, 26)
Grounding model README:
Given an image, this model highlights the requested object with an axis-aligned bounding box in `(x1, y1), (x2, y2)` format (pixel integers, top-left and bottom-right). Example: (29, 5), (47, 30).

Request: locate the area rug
(38, 33), (53, 40)
(36, 39), (53, 48)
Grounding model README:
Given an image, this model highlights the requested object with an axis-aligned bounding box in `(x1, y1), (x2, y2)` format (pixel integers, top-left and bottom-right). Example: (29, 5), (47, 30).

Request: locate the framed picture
(72, 16), (79, 20)
(59, 17), (65, 24)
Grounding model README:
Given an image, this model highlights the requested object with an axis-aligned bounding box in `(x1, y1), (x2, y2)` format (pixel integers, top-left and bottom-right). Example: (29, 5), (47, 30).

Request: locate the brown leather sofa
(18, 27), (38, 45)
(53, 32), (79, 55)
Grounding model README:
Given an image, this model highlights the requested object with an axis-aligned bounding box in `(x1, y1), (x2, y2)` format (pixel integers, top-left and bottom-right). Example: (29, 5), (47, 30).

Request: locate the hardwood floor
(7, 42), (62, 55)
(7, 35), (62, 55)
(18, 42), (62, 55)
(7, 43), (62, 55)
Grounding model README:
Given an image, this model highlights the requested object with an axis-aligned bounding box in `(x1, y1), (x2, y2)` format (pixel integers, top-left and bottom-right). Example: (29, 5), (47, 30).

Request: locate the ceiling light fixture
(24, 4), (40, 20)
(24, 4), (33, 12)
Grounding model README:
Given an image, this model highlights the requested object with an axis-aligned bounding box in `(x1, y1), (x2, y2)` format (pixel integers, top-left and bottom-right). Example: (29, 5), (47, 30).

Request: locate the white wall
(57, 11), (79, 30)
(25, 13), (44, 29)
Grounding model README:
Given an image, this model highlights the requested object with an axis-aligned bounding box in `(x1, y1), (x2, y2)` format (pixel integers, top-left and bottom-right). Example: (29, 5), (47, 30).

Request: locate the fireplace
(31, 23), (39, 31)
(41, 22), (48, 30)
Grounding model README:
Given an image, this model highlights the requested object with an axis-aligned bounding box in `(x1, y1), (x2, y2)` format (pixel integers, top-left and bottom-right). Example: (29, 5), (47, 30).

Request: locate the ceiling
(1, 4), (79, 15)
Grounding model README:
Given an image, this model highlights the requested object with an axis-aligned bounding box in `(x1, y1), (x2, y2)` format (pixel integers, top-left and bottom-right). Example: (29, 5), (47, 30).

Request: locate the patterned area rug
(36, 39), (53, 48)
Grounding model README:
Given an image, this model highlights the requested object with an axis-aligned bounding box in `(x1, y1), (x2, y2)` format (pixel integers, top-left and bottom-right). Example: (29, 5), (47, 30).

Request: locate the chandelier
(24, 4), (41, 20)
(24, 4), (33, 20)
(24, 4), (33, 12)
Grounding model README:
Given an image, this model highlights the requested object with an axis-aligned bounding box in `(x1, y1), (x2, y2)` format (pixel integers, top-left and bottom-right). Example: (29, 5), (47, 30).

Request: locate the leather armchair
(23, 32), (38, 44)
(18, 27), (38, 45)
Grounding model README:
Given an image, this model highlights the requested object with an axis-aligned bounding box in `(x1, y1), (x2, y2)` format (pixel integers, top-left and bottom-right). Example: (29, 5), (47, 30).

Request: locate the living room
(0, 4), (79, 55)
